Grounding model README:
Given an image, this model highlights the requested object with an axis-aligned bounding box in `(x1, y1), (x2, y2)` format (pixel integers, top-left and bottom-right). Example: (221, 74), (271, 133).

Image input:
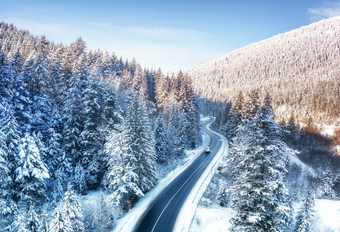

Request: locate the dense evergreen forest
(186, 16), (340, 126)
(202, 90), (340, 231)
(0, 22), (201, 231)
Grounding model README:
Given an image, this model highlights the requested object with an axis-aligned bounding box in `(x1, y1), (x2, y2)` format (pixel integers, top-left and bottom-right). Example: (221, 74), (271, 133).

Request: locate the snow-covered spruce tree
(47, 106), (70, 193)
(0, 51), (14, 103)
(105, 127), (143, 211)
(102, 83), (122, 134)
(39, 209), (49, 232)
(63, 182), (84, 232)
(243, 89), (260, 119)
(15, 133), (49, 210)
(63, 53), (88, 171)
(49, 202), (73, 232)
(10, 51), (31, 134)
(178, 73), (200, 149)
(154, 114), (168, 164)
(0, 102), (21, 171)
(80, 74), (104, 189)
(294, 189), (315, 232)
(228, 90), (245, 139)
(167, 105), (185, 157)
(73, 162), (87, 195)
(10, 209), (28, 232)
(124, 92), (157, 193)
(0, 128), (17, 228)
(26, 203), (40, 232)
(96, 190), (114, 232)
(22, 39), (51, 139)
(229, 103), (293, 232)
(155, 68), (168, 111)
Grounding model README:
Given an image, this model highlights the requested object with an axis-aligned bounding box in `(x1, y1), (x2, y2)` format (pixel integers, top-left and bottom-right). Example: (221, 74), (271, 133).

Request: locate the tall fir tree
(105, 129), (143, 211)
(49, 202), (73, 232)
(26, 203), (40, 232)
(294, 189), (315, 232)
(63, 53), (88, 192)
(23, 41), (51, 138)
(63, 182), (84, 232)
(15, 133), (49, 209)
(80, 74), (104, 189)
(123, 93), (157, 193)
(0, 128), (17, 228)
(154, 114), (168, 164)
(230, 99), (293, 232)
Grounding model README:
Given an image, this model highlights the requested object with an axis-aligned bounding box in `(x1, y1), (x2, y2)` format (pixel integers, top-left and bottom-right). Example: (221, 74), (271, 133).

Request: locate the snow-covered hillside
(186, 16), (340, 126)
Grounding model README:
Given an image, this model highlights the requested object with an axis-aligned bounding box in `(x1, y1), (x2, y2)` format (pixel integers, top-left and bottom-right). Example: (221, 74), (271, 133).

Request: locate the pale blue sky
(1, 0), (340, 71)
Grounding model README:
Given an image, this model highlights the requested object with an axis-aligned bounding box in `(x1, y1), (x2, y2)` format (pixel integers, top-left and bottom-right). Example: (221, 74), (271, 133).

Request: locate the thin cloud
(308, 2), (340, 22)
(0, 17), (212, 71)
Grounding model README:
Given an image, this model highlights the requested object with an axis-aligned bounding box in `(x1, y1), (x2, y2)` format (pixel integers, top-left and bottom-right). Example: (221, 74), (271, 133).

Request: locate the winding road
(133, 118), (223, 232)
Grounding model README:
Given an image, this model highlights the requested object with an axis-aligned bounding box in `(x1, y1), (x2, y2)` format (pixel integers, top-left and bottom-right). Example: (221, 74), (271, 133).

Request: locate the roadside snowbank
(114, 128), (211, 232)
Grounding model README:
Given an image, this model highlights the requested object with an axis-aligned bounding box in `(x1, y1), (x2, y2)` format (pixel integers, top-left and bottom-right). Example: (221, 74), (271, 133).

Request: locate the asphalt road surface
(133, 118), (222, 232)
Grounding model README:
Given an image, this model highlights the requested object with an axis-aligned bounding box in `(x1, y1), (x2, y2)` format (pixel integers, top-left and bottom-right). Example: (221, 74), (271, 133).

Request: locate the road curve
(133, 117), (222, 232)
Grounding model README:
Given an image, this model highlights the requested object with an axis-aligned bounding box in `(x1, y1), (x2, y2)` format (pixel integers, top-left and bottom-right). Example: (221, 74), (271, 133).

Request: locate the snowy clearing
(189, 199), (340, 231)
(189, 207), (232, 232)
(315, 199), (340, 230)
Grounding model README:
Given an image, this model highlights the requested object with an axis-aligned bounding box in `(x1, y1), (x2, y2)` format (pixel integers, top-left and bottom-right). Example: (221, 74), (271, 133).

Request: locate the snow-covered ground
(114, 121), (212, 232)
(189, 199), (340, 231)
(321, 125), (338, 137)
(315, 199), (340, 230)
(189, 206), (232, 232)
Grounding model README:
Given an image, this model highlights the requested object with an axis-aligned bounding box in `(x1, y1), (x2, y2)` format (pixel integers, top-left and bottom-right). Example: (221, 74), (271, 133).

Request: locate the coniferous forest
(0, 22), (201, 231)
(2, 15), (340, 232)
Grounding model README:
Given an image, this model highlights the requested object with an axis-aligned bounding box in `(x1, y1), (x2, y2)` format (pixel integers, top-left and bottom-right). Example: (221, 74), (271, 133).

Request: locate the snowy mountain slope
(186, 16), (340, 125)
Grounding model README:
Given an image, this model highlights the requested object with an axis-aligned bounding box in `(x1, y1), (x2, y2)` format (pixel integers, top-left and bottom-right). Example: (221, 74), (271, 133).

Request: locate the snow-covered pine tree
(294, 189), (315, 232)
(15, 133), (49, 209)
(47, 105), (65, 180)
(228, 90), (244, 138)
(80, 74), (104, 189)
(10, 210), (28, 232)
(0, 51), (14, 103)
(154, 114), (168, 164)
(96, 190), (114, 232)
(63, 53), (88, 190)
(0, 128), (17, 228)
(243, 89), (260, 119)
(230, 101), (292, 232)
(102, 84), (122, 134)
(105, 128), (143, 211)
(48, 47), (63, 109)
(0, 102), (21, 173)
(155, 68), (168, 111)
(26, 203), (40, 232)
(63, 182), (84, 232)
(167, 105), (185, 156)
(39, 209), (49, 232)
(22, 40), (51, 139)
(124, 92), (157, 193)
(10, 51), (31, 134)
(73, 162), (87, 195)
(49, 202), (73, 232)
